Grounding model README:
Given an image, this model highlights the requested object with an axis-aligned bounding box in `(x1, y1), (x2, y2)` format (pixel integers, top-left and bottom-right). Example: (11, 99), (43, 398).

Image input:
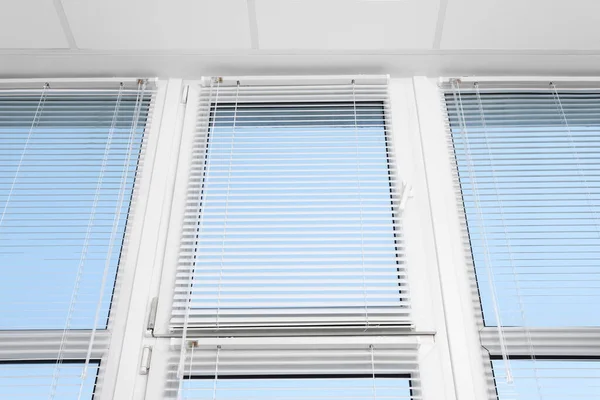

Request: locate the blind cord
(352, 80), (370, 331)
(184, 342), (196, 400)
(550, 82), (600, 238)
(51, 83), (118, 399)
(370, 345), (377, 400)
(80, 81), (146, 399)
(473, 82), (545, 395)
(216, 81), (239, 331)
(178, 78), (221, 384)
(212, 346), (221, 400)
(0, 83), (48, 229)
(452, 80), (513, 383)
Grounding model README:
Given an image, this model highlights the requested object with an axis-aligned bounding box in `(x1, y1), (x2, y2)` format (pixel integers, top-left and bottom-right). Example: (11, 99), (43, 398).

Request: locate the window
(492, 359), (600, 400)
(5, 75), (598, 400)
(181, 377), (412, 400)
(152, 76), (425, 400)
(444, 79), (600, 400)
(0, 80), (153, 397)
(0, 363), (98, 399)
(172, 77), (408, 334)
(171, 344), (418, 400)
(0, 87), (149, 329)
(446, 84), (600, 327)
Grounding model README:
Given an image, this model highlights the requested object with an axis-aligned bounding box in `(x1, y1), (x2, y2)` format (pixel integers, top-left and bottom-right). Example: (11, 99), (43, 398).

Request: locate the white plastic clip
(399, 181), (413, 211)
(181, 85), (190, 104)
(139, 346), (152, 375)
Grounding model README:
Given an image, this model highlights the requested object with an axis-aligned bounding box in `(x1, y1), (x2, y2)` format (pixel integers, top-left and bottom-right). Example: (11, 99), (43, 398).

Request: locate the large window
(171, 77), (408, 334)
(155, 76), (423, 400)
(446, 86), (600, 327)
(445, 80), (600, 399)
(492, 359), (600, 400)
(0, 81), (152, 397)
(0, 363), (98, 399)
(181, 377), (412, 400)
(170, 344), (418, 400)
(0, 89), (148, 330)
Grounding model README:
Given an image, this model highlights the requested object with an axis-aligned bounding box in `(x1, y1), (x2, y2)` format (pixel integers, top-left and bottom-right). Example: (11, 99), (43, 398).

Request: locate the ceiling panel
(0, 0), (69, 48)
(441, 0), (600, 50)
(255, 0), (440, 50)
(61, 0), (251, 50)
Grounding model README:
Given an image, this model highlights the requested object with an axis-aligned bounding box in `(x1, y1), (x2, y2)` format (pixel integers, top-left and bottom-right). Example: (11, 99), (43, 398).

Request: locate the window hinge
(139, 346), (153, 375)
(147, 297), (158, 332)
(181, 85), (190, 104)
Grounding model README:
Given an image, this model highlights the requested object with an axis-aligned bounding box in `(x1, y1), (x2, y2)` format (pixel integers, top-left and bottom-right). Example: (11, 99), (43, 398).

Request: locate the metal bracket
(147, 297), (158, 332)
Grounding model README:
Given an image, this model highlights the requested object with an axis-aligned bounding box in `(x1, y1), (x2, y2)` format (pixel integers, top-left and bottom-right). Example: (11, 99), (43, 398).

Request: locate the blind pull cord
(216, 81), (239, 331)
(212, 346), (221, 400)
(52, 81), (115, 399)
(352, 79), (370, 331)
(0, 83), (48, 228)
(452, 80), (512, 383)
(370, 344), (377, 399)
(178, 79), (221, 383)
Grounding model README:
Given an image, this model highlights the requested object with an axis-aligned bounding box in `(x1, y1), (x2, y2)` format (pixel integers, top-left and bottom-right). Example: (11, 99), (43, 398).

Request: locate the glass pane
(185, 102), (404, 326)
(0, 363), (98, 399)
(493, 359), (600, 400)
(448, 91), (600, 327)
(0, 94), (150, 329)
(182, 377), (412, 400)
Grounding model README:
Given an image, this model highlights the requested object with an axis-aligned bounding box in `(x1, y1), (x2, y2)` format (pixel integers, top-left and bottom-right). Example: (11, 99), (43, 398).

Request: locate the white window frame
(152, 76), (429, 336)
(434, 75), (600, 399)
(105, 79), (187, 400)
(15, 75), (517, 400)
(0, 77), (163, 400)
(109, 76), (489, 400)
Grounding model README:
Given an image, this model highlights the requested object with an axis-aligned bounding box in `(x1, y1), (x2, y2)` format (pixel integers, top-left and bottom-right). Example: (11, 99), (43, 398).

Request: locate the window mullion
(151, 81), (201, 336)
(101, 79), (178, 400)
(413, 76), (490, 400)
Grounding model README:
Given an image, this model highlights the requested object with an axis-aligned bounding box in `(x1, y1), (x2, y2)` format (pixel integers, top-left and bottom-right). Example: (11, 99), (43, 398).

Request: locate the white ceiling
(1, 0), (600, 77)
(441, 0), (600, 50)
(61, 0), (252, 50)
(255, 0), (439, 50)
(0, 1), (69, 48)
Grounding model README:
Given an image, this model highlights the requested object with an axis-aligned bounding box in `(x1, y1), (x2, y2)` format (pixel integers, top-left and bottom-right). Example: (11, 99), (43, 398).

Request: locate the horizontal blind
(0, 83), (154, 330)
(167, 343), (420, 399)
(0, 330), (109, 361)
(444, 81), (600, 328)
(173, 76), (408, 333)
(491, 359), (600, 400)
(0, 363), (98, 399)
(0, 80), (154, 398)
